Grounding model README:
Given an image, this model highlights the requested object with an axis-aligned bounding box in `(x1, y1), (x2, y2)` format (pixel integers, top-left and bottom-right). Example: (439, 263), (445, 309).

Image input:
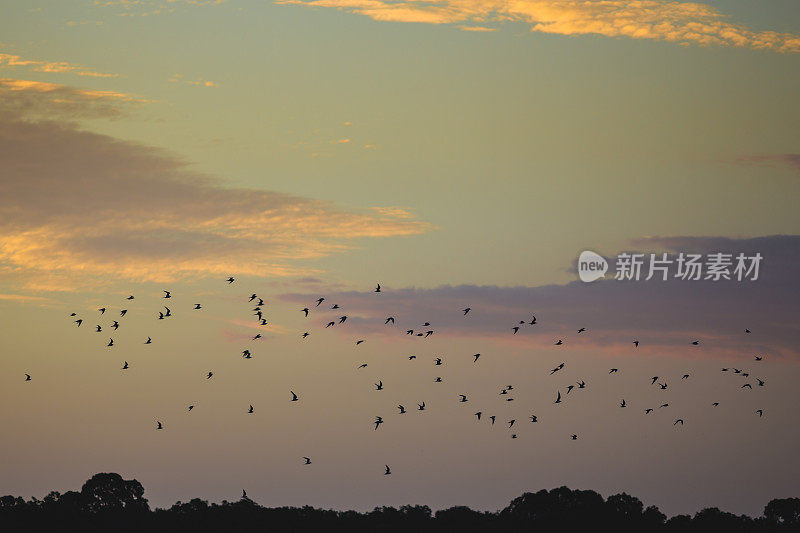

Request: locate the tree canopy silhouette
(0, 474), (798, 532)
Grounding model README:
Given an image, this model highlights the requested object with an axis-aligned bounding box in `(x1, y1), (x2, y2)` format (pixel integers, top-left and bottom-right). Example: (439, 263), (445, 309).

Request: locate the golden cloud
(0, 80), (431, 290)
(0, 52), (117, 78)
(277, 0), (800, 53)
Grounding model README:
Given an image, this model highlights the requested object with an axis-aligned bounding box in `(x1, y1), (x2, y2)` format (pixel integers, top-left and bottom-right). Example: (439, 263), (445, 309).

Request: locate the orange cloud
(0, 80), (431, 291)
(277, 0), (800, 53)
(0, 52), (117, 78)
(0, 78), (146, 119)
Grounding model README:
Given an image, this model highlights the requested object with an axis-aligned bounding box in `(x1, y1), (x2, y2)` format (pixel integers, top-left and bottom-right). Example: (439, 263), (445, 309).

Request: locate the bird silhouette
(397, 405), (406, 414)
(24, 374), (31, 381)
(674, 419), (684, 425)
(756, 409), (763, 417)
(226, 277), (235, 283)
(74, 319), (82, 327)
(645, 408), (653, 414)
(620, 399), (626, 408)
(188, 405), (194, 411)
(374, 416), (383, 430)
(571, 434), (578, 440)
(122, 361), (128, 370)
(316, 298), (324, 306)
(163, 291), (171, 299)
(303, 457), (312, 465)
(385, 317), (395, 324)
(555, 391), (562, 404)
(475, 412), (482, 420)
(375, 283), (381, 292)
(434, 358), (442, 365)
(459, 394), (468, 402)
(194, 304), (202, 310)
(156, 421), (163, 430)
(530, 415), (538, 422)
(633, 340), (639, 347)
(554, 340), (563, 345)
(384, 465), (391, 475)
(473, 354), (480, 362)
(489, 415), (496, 425)
(291, 391), (299, 401)
(248, 405), (254, 414)
(577, 327), (586, 333)
(609, 368), (618, 374)
(434, 377), (442, 382)
(418, 402), (426, 411)
(99, 308), (106, 314)
(358, 363), (368, 369)
(356, 340), (365, 345)
(207, 372), (213, 379)
(107, 338), (114, 347)
(691, 340), (699, 345)
(375, 381), (383, 391)
(463, 308), (471, 315)
(302, 332), (309, 338)
(512, 326), (520, 334)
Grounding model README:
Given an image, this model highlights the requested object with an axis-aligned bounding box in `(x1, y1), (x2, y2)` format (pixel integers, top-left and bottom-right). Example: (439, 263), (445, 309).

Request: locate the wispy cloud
(0, 80), (431, 290)
(0, 78), (145, 118)
(734, 154), (800, 176)
(168, 74), (219, 87)
(278, 0), (800, 52)
(0, 52), (117, 78)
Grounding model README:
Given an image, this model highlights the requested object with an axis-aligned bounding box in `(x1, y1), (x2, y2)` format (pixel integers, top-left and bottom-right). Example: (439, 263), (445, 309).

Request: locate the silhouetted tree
(764, 497), (800, 527)
(0, 474), (796, 532)
(80, 472), (149, 513)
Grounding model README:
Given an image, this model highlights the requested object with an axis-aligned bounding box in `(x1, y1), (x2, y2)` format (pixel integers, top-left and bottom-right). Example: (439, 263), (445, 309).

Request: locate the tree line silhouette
(0, 473), (797, 532)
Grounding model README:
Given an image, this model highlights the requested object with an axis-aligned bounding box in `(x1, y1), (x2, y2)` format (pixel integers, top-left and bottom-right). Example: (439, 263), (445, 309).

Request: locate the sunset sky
(1, 0), (798, 517)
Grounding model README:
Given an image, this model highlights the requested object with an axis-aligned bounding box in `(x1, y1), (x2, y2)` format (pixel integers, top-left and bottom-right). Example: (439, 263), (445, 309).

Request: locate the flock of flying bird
(45, 279), (770, 479)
